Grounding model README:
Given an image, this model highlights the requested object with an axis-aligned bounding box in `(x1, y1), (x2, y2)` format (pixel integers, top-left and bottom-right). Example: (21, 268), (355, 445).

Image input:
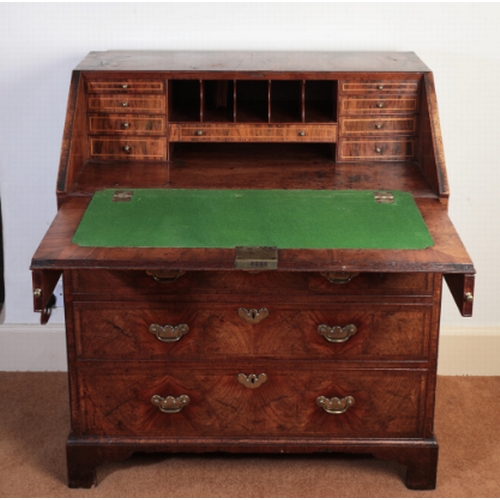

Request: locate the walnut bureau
(31, 51), (475, 490)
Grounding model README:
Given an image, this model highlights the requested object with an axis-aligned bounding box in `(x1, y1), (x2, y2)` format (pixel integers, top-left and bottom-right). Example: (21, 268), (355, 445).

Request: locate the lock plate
(235, 246), (278, 270)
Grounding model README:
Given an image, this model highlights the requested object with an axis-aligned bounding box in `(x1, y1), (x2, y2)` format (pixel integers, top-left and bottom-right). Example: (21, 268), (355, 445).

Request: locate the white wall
(0, 3), (499, 371)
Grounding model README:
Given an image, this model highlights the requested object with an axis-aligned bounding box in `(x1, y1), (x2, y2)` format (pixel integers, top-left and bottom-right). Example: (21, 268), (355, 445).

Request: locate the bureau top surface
(75, 50), (430, 73)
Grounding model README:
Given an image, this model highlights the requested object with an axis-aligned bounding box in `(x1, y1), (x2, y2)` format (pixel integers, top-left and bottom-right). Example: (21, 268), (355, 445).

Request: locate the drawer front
(87, 96), (165, 113)
(89, 137), (167, 160)
(339, 81), (419, 94)
(68, 270), (434, 298)
(86, 80), (165, 93)
(339, 116), (417, 136)
(340, 97), (418, 115)
(88, 115), (165, 134)
(77, 365), (426, 438)
(169, 124), (337, 143)
(73, 302), (431, 361)
(338, 138), (415, 161)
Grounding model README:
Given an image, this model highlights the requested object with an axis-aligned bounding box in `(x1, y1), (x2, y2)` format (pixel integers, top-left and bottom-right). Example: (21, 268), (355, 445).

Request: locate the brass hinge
(112, 190), (134, 202)
(374, 191), (395, 203)
(235, 246), (278, 270)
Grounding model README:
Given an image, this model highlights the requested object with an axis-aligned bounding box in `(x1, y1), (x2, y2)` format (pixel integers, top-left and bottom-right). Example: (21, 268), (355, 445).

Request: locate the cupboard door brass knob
(316, 395), (355, 414)
(317, 324), (358, 343)
(151, 394), (190, 413)
(238, 307), (269, 324)
(238, 373), (267, 389)
(149, 323), (189, 342)
(123, 145), (131, 153)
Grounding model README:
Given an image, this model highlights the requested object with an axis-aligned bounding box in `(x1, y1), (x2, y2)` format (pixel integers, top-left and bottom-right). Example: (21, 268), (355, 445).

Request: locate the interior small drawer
(77, 364), (427, 439)
(339, 81), (419, 94)
(88, 115), (165, 134)
(340, 97), (418, 115)
(72, 301), (432, 361)
(168, 124), (337, 143)
(338, 138), (415, 161)
(339, 116), (417, 136)
(86, 80), (165, 93)
(89, 137), (167, 160)
(87, 96), (165, 113)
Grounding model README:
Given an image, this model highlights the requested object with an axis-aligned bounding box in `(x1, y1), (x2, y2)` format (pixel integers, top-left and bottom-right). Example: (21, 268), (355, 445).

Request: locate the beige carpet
(0, 373), (499, 497)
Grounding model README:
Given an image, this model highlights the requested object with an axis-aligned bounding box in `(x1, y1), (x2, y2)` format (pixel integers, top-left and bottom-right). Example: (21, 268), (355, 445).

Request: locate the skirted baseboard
(0, 324), (499, 375)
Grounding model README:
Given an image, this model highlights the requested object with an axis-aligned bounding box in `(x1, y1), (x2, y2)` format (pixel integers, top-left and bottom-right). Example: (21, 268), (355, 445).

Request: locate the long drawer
(76, 364), (427, 438)
(67, 270), (435, 299)
(72, 301), (432, 361)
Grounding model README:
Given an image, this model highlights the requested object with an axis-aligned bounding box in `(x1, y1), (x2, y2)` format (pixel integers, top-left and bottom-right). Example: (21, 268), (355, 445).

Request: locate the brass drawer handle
(376, 102), (383, 108)
(122, 122), (130, 128)
(151, 394), (190, 413)
(238, 372), (267, 389)
(238, 307), (269, 324)
(317, 324), (357, 343)
(196, 130), (204, 136)
(146, 270), (185, 283)
(320, 271), (359, 284)
(122, 101), (129, 107)
(375, 146), (382, 153)
(316, 395), (355, 414)
(123, 145), (131, 153)
(149, 323), (189, 342)
(298, 130), (306, 137)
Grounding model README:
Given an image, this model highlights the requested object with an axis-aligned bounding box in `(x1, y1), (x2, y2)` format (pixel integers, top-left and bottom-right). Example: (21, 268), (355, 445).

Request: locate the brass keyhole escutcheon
(238, 307), (269, 324)
(238, 372), (267, 389)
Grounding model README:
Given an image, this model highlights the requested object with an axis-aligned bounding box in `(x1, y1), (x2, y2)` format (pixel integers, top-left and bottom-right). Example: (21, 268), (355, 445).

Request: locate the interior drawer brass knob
(196, 130), (204, 136)
(316, 395), (355, 414)
(122, 101), (129, 107)
(151, 394), (190, 413)
(377, 102), (383, 108)
(149, 323), (189, 342)
(238, 307), (269, 324)
(238, 372), (267, 389)
(123, 145), (131, 153)
(122, 122), (130, 128)
(317, 324), (358, 343)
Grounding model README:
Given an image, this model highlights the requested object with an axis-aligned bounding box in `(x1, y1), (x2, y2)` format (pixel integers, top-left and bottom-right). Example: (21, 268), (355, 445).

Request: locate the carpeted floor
(0, 373), (499, 497)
